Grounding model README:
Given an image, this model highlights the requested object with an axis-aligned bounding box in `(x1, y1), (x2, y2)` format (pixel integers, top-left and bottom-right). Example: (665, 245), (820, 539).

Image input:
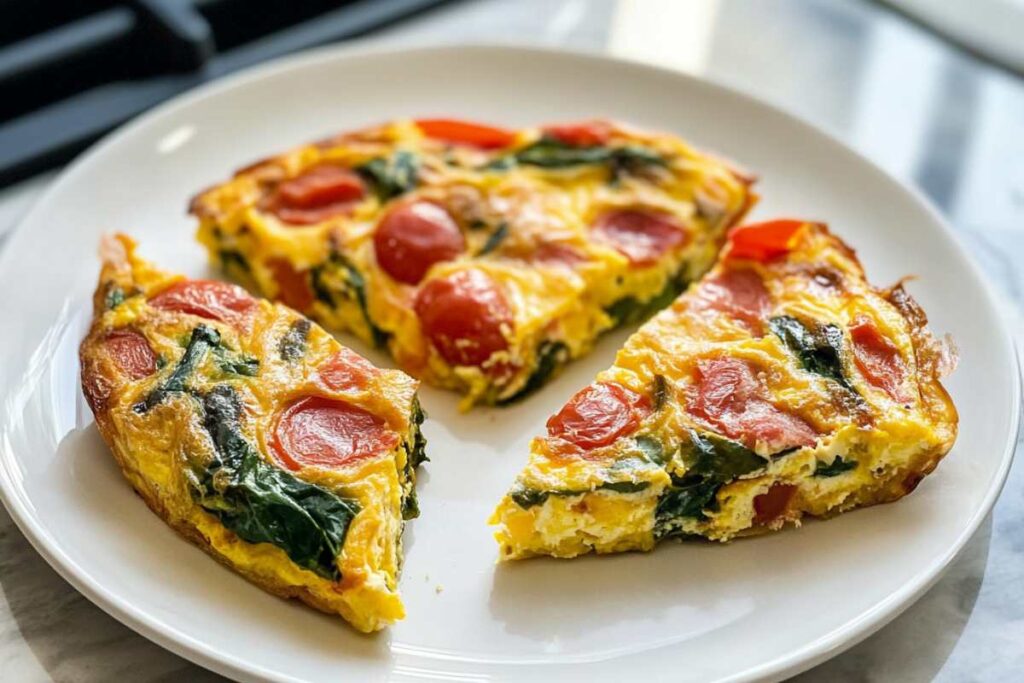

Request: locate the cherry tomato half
(267, 258), (314, 312)
(318, 348), (379, 392)
(104, 329), (157, 380)
(547, 381), (650, 451)
(593, 208), (688, 266)
(753, 483), (797, 524)
(149, 279), (257, 323)
(542, 120), (615, 146)
(850, 316), (910, 402)
(415, 118), (516, 149)
(374, 201), (465, 285)
(726, 219), (807, 262)
(414, 269), (512, 367)
(271, 396), (398, 470)
(266, 165), (366, 225)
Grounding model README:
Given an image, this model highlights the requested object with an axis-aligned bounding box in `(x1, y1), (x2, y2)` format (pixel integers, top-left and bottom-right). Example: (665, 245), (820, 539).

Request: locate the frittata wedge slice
(190, 118), (755, 409)
(491, 220), (958, 559)
(80, 235), (426, 631)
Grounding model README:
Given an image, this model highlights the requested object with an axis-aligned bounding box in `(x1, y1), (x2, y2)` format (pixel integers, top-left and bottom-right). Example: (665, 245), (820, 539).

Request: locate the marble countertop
(2, 0), (1023, 680)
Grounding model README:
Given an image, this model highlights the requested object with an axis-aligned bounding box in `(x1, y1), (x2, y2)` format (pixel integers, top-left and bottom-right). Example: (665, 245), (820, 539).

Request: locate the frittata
(190, 118), (755, 408)
(491, 220), (958, 559)
(79, 235), (426, 632)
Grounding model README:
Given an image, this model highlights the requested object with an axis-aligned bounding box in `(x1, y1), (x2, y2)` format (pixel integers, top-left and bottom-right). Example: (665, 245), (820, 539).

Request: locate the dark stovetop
(0, 0), (455, 187)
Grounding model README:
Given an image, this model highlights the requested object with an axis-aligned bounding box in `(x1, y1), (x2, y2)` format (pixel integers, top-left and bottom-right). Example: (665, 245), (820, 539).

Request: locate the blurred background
(1, 0), (1022, 680)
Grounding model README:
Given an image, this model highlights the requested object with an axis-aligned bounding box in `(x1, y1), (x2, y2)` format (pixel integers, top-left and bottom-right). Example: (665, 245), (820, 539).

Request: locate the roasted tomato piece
(726, 219), (806, 262)
(414, 269), (512, 367)
(319, 348), (379, 392)
(542, 120), (615, 146)
(547, 381), (650, 451)
(850, 316), (910, 402)
(267, 258), (314, 312)
(415, 118), (516, 149)
(149, 280), (257, 323)
(593, 208), (688, 266)
(688, 357), (817, 452)
(694, 269), (770, 331)
(266, 165), (366, 225)
(104, 329), (157, 379)
(374, 201), (465, 285)
(272, 396), (398, 470)
(753, 483), (797, 524)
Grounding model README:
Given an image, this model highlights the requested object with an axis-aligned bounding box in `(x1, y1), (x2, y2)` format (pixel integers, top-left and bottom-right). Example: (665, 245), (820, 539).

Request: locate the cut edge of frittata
(79, 234), (425, 631)
(490, 220), (958, 560)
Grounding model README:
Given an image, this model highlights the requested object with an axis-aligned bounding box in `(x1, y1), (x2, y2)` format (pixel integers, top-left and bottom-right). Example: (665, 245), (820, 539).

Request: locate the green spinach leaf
(509, 479), (651, 510)
(105, 284), (126, 310)
(357, 151), (418, 201)
(478, 222), (509, 255)
(656, 476), (721, 524)
(310, 254), (389, 347)
(680, 429), (768, 481)
(401, 398), (428, 520)
(605, 268), (688, 327)
(135, 325), (220, 412)
(497, 340), (569, 405)
(769, 315), (852, 390)
(492, 138), (666, 175)
(218, 249), (251, 274)
(814, 455), (858, 477)
(193, 385), (360, 580)
(279, 318), (312, 361)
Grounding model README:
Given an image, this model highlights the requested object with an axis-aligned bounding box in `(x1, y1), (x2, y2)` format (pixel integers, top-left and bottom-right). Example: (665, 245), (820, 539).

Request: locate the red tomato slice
(415, 118), (516, 149)
(374, 201), (465, 285)
(267, 258), (314, 312)
(319, 348), (379, 392)
(104, 329), (157, 380)
(593, 208), (688, 266)
(694, 269), (770, 332)
(850, 316), (910, 402)
(271, 396), (398, 471)
(413, 269), (512, 367)
(266, 165), (366, 225)
(726, 219), (806, 262)
(547, 382), (650, 451)
(542, 120), (615, 146)
(753, 483), (797, 524)
(688, 357), (817, 452)
(149, 280), (256, 323)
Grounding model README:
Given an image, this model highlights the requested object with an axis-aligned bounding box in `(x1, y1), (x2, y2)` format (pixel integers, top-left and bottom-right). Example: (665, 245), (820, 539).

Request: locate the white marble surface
(3, 0), (1024, 680)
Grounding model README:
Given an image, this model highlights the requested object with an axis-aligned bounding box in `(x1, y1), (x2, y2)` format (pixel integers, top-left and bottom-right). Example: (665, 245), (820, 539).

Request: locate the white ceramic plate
(0, 45), (1016, 683)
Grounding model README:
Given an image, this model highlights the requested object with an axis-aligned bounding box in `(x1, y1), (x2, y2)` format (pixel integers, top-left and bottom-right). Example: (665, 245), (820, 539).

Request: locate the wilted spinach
(655, 430), (769, 536)
(192, 385), (359, 580)
(135, 325), (220, 412)
(310, 254), (389, 347)
(813, 455), (858, 478)
(605, 269), (689, 327)
(278, 318), (312, 361)
(491, 138), (666, 178)
(769, 315), (852, 390)
(510, 479), (650, 510)
(497, 340), (569, 405)
(357, 151), (418, 201)
(478, 222), (509, 256)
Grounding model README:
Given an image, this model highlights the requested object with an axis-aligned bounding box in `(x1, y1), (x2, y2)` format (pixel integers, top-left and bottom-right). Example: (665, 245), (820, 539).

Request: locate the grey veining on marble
(2, 0), (1023, 681)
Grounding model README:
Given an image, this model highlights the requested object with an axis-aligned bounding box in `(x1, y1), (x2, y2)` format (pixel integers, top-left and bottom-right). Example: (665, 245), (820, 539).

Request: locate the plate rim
(0, 41), (1018, 683)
